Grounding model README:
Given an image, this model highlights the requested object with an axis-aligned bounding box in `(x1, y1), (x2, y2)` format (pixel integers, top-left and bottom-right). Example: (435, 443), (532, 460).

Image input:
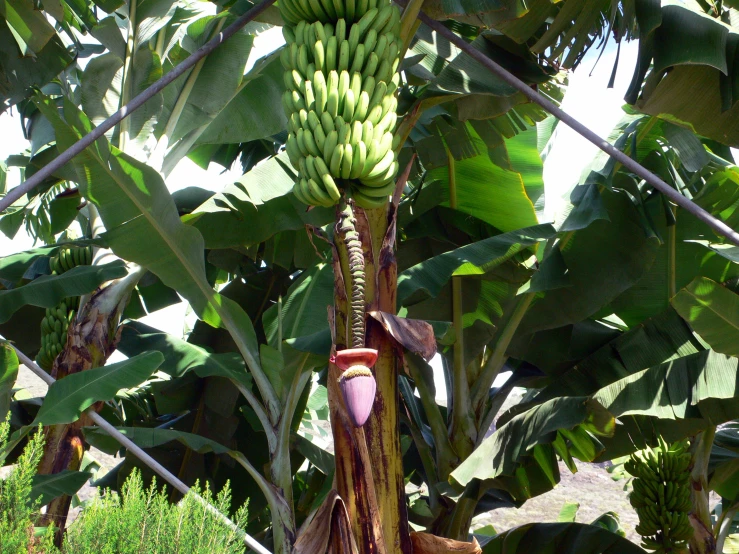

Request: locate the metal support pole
(0, 0), (277, 215)
(410, 10), (739, 247)
(9, 344), (272, 554)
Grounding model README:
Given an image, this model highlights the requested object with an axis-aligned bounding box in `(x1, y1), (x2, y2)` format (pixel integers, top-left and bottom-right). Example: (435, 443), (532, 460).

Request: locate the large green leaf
(479, 522), (645, 553)
(0, 261), (127, 324)
(117, 320), (251, 387)
(33, 351), (164, 426)
(591, 349), (739, 424)
(0, 25), (73, 109)
(519, 190), (660, 334)
(83, 426), (231, 455)
(609, 196), (739, 327)
(526, 307), (702, 400)
(398, 224), (554, 304)
(450, 397), (614, 486)
(195, 49), (287, 145)
(263, 262), (335, 345)
(35, 96), (279, 420)
(0, 342), (19, 417)
(0, 246), (54, 284)
(506, 127), (544, 210)
(671, 277), (739, 357)
(425, 153), (539, 233)
(456, 349), (739, 487)
(30, 470), (92, 506)
(0, 0), (56, 56)
(158, 17), (253, 143)
(636, 65), (739, 148)
(187, 154), (334, 249)
(80, 48), (163, 155)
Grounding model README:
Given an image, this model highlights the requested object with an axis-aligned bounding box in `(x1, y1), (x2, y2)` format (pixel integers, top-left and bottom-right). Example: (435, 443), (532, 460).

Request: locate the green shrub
(0, 420), (57, 554)
(0, 418), (249, 554)
(63, 471), (249, 554)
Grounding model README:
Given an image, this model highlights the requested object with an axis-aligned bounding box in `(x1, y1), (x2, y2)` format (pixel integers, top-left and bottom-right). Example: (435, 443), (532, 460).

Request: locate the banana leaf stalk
(37, 264), (146, 541)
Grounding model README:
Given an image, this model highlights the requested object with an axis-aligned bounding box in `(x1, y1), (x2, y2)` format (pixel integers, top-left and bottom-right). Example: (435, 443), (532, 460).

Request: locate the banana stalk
(329, 201), (411, 554)
(37, 265), (146, 542)
(688, 428), (717, 554)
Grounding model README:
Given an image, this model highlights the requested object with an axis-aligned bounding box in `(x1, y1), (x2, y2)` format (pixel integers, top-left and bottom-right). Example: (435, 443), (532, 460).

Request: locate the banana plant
(2, 0), (739, 552)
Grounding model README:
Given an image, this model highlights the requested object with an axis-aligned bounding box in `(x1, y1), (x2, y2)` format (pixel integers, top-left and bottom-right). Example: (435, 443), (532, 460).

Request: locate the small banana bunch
(625, 437), (693, 553)
(279, 0), (402, 209)
(37, 300), (77, 370)
(36, 246), (92, 370)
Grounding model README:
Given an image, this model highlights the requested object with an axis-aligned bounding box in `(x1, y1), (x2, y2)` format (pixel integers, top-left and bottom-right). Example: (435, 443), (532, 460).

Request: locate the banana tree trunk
(689, 428), (717, 554)
(329, 201), (412, 554)
(37, 268), (141, 541)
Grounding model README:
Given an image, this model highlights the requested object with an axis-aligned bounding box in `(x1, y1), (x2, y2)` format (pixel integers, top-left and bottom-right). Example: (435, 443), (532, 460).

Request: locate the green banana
(37, 247), (91, 370)
(628, 438), (694, 553)
(338, 39), (350, 72)
(350, 43), (366, 74)
(279, 0), (401, 208)
(326, 36), (338, 71)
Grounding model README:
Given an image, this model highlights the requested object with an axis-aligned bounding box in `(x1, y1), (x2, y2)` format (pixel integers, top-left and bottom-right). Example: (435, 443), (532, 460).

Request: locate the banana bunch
(625, 437), (694, 553)
(279, 0), (402, 209)
(36, 300), (76, 370)
(36, 246), (92, 370)
(50, 244), (92, 273)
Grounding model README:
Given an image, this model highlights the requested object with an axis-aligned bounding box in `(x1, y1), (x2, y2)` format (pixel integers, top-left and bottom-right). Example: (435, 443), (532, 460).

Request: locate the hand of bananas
(279, 0), (402, 209)
(36, 246), (93, 371)
(625, 437), (693, 553)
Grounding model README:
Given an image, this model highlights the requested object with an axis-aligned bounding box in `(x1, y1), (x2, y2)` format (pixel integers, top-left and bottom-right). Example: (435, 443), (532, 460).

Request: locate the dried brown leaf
(368, 311), (437, 361)
(410, 532), (482, 553)
(293, 490), (359, 554)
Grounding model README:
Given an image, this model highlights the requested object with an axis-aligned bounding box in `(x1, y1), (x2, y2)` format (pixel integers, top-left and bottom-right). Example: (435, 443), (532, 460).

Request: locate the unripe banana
(313, 71), (328, 114)
(304, 127), (321, 156)
(297, 44), (309, 76)
(335, 18), (346, 42)
(326, 36), (338, 71)
(304, 79), (316, 110)
(342, 89), (356, 121)
(330, 144), (344, 176)
(353, 187), (390, 209)
(37, 246), (90, 370)
(363, 29), (377, 56)
(337, 117), (351, 145)
(356, 8), (378, 39)
(340, 143), (353, 179)
(350, 44), (366, 74)
(313, 40), (326, 71)
(324, 130), (339, 161)
(337, 71), (350, 112)
(307, 0), (330, 22)
(345, 0), (357, 22)
(355, 179), (395, 198)
(350, 140), (366, 179)
(338, 40), (350, 72)
(351, 120), (364, 144)
(313, 123), (327, 151)
(356, 0), (369, 17)
(362, 52), (379, 79)
(321, 111), (335, 135)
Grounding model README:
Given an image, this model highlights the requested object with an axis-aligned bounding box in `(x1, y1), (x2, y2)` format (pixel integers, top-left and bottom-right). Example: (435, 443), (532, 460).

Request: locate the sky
(1, 28), (645, 401)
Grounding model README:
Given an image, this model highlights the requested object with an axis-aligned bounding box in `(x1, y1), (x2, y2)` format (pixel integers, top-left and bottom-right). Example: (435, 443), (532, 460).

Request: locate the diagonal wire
(9, 343), (272, 554)
(0, 0), (278, 215)
(409, 9), (739, 247)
